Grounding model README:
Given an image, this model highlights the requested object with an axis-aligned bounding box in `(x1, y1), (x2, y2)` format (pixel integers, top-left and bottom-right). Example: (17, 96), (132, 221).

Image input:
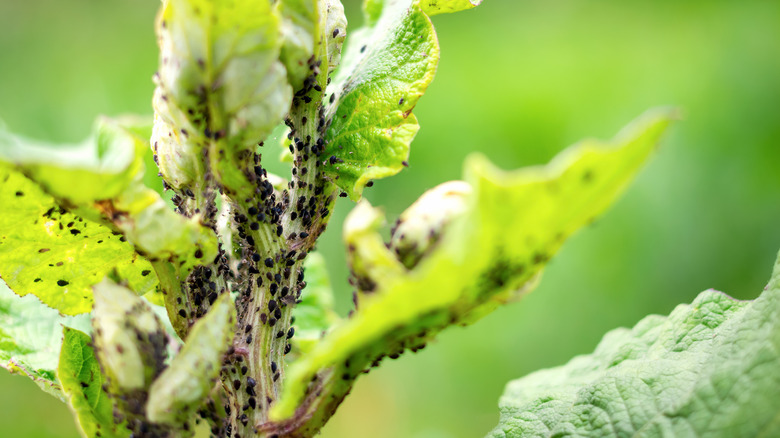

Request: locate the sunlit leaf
(419, 0), (482, 16)
(0, 117), (218, 315)
(321, 0), (440, 200)
(272, 108), (676, 421)
(0, 166), (156, 314)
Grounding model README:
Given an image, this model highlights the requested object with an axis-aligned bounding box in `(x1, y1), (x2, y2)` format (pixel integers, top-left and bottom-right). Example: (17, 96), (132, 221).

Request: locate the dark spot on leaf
(57, 280), (69, 287)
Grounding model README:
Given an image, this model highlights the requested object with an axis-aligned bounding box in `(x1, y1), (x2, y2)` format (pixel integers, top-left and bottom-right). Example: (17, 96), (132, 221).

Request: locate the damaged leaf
(321, 0), (444, 200)
(272, 108), (675, 421)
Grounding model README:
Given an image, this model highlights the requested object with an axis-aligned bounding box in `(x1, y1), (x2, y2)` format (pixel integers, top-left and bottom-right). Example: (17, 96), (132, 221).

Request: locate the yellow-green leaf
(272, 108), (676, 421)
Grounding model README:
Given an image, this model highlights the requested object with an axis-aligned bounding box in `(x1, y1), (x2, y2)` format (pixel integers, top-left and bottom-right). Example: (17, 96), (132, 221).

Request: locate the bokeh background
(1, 0), (779, 437)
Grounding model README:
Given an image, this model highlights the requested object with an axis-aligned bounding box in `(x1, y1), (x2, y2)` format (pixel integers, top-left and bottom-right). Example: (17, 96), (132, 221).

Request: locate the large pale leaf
(321, 0), (442, 200)
(59, 327), (129, 438)
(488, 252), (780, 438)
(272, 108), (675, 420)
(0, 280), (91, 400)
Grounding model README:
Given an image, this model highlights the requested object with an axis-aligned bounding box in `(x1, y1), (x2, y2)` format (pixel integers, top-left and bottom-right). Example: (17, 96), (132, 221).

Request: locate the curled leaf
(272, 108), (676, 421)
(322, 0), (439, 200)
(146, 293), (236, 425)
(389, 180), (471, 269)
(91, 279), (168, 393)
(153, 0), (292, 197)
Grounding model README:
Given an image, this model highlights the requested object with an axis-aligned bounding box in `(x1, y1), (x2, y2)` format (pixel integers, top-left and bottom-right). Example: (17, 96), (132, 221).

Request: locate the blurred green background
(1, 0), (779, 437)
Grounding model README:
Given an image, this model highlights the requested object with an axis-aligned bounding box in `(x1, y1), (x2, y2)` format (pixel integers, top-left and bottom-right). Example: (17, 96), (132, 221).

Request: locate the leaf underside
(489, 252), (780, 438)
(0, 280), (91, 400)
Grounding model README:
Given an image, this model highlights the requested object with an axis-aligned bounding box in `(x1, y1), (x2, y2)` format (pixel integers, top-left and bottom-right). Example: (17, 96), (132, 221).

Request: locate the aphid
(264, 258), (274, 268)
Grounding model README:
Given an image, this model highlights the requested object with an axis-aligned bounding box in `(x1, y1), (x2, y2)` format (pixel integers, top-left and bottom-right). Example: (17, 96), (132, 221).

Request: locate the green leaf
(277, 0), (319, 90)
(488, 251), (780, 438)
(59, 327), (129, 438)
(153, 0), (292, 197)
(0, 280), (91, 400)
(0, 116), (146, 204)
(146, 293), (236, 425)
(0, 166), (157, 314)
(419, 0), (482, 16)
(321, 0), (440, 200)
(91, 279), (168, 393)
(271, 108), (675, 421)
(0, 117), (218, 314)
(291, 253), (341, 356)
